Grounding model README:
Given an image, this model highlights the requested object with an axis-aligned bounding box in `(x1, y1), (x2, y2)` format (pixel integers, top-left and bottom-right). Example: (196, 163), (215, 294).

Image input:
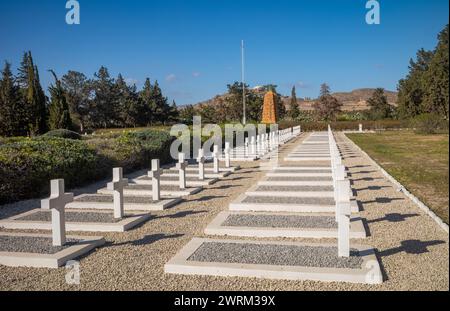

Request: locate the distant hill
(194, 88), (398, 112)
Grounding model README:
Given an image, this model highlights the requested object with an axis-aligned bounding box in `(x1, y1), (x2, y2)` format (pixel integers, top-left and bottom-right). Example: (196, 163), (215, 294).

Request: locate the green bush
(0, 137), (106, 204)
(0, 129), (175, 204)
(43, 129), (82, 140)
(410, 113), (449, 134)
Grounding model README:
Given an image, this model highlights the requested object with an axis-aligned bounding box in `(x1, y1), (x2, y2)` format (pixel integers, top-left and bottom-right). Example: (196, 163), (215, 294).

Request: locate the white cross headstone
(176, 153), (187, 189)
(107, 167), (128, 219)
(148, 159), (163, 201)
(41, 179), (74, 246)
(250, 136), (256, 156)
(197, 148), (205, 180)
(359, 124), (363, 133)
(212, 145), (220, 174)
(224, 142), (231, 168)
(336, 180), (351, 257)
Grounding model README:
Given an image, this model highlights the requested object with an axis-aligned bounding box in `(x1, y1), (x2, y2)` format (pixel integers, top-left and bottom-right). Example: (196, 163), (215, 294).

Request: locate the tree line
(0, 51), (178, 137)
(397, 24), (448, 120)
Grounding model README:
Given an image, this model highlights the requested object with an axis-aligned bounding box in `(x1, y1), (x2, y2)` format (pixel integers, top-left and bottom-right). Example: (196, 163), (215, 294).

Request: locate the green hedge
(279, 120), (407, 131)
(0, 129), (175, 205)
(43, 129), (82, 140)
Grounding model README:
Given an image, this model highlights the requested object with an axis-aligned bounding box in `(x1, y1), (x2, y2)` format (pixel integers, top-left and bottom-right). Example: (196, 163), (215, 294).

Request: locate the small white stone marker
(336, 180), (351, 257)
(244, 138), (249, 157)
(197, 149), (205, 180)
(176, 153), (187, 189)
(148, 159), (163, 201)
(212, 145), (220, 174)
(41, 179), (74, 247)
(224, 142), (231, 168)
(107, 167), (128, 219)
(359, 124), (363, 133)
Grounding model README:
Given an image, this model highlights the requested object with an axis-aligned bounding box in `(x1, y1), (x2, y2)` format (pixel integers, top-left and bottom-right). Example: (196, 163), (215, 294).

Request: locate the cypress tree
(288, 86), (300, 120)
(17, 51), (47, 135)
(48, 70), (72, 130)
(139, 78), (154, 125)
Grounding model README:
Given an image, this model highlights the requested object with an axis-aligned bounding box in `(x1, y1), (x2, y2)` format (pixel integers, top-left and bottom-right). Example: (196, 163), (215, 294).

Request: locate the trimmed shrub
(0, 137), (106, 204)
(410, 113), (449, 134)
(0, 129), (175, 204)
(43, 129), (81, 140)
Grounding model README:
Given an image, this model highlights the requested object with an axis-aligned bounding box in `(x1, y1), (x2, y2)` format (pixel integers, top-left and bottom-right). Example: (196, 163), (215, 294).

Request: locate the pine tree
(140, 78), (155, 125)
(288, 86), (300, 120)
(48, 70), (72, 130)
(61, 71), (91, 133)
(397, 49), (434, 118)
(313, 83), (342, 121)
(367, 88), (392, 119)
(91, 66), (116, 128)
(17, 51), (48, 135)
(424, 24), (449, 119)
(0, 62), (27, 136)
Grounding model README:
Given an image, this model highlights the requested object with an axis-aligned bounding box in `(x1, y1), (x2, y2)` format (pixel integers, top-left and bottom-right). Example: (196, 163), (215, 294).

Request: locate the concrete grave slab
(204, 211), (367, 239)
(100, 183), (202, 197)
(0, 232), (104, 269)
(229, 194), (359, 213)
(67, 193), (182, 211)
(0, 209), (151, 232)
(164, 238), (382, 284)
(133, 175), (218, 187)
(244, 185), (334, 198)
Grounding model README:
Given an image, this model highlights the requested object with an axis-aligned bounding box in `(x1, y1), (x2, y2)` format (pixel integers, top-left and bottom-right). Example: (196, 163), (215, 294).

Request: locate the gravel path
(222, 214), (337, 229)
(18, 211), (120, 223)
(0, 236), (79, 254)
(0, 132), (448, 290)
(187, 242), (363, 268)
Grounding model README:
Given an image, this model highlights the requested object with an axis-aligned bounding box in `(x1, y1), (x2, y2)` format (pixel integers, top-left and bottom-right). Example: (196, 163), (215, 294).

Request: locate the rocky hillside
(195, 88), (398, 112)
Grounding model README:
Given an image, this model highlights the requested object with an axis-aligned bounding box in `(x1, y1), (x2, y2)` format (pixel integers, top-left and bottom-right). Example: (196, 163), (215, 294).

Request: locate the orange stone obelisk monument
(261, 89), (278, 124)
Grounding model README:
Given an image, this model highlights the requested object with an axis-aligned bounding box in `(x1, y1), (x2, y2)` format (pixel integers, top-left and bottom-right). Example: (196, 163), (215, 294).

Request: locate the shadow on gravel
(157, 210), (208, 219)
(367, 213), (420, 224)
(347, 165), (371, 169)
(354, 185), (392, 192)
(363, 197), (405, 204)
(208, 185), (242, 190)
(377, 240), (447, 257)
(184, 196), (228, 202)
(109, 233), (184, 247)
(351, 177), (383, 182)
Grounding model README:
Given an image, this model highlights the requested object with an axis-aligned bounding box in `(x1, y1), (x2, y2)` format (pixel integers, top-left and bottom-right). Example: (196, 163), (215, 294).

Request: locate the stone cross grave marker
(107, 167), (128, 219)
(224, 142), (231, 168)
(148, 159), (163, 201)
(176, 153), (187, 189)
(197, 148), (205, 180)
(213, 145), (220, 174)
(336, 179), (351, 257)
(250, 136), (256, 156)
(41, 179), (74, 246)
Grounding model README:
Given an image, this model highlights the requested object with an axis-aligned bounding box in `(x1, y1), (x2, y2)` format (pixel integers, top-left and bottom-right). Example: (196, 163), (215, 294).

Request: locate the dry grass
(347, 130), (449, 224)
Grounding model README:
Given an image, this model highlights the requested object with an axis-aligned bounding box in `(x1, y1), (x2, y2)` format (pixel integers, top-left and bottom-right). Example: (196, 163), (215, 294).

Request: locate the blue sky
(0, 0), (448, 105)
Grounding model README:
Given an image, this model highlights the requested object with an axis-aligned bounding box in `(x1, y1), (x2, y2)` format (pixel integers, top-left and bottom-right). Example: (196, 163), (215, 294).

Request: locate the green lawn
(347, 130), (449, 224)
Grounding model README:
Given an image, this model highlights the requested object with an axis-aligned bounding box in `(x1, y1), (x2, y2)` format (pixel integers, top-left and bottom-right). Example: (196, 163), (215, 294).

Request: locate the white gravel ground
(0, 133), (448, 291)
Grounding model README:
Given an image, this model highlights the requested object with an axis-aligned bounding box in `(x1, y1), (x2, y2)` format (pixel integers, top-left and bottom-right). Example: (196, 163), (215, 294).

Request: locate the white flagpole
(241, 40), (246, 125)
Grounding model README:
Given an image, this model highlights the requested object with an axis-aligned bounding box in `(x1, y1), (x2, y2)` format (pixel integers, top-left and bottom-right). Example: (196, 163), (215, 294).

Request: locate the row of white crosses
(328, 125), (352, 258)
(41, 168), (129, 247)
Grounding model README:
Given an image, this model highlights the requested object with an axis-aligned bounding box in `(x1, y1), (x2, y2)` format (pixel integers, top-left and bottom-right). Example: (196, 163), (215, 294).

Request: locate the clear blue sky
(0, 0), (448, 105)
